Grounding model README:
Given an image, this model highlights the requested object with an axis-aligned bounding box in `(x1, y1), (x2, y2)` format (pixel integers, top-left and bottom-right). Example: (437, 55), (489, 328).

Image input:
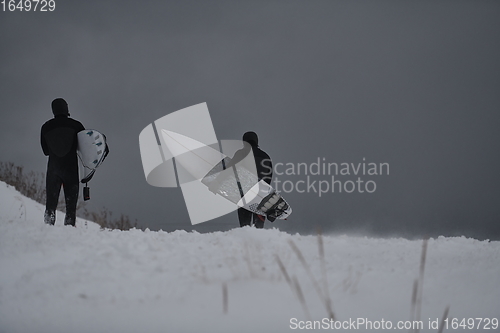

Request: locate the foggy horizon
(1, 0), (499, 240)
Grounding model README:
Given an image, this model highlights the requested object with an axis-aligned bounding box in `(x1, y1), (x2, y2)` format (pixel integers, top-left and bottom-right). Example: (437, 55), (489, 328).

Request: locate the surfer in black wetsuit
(232, 131), (273, 228)
(41, 98), (85, 226)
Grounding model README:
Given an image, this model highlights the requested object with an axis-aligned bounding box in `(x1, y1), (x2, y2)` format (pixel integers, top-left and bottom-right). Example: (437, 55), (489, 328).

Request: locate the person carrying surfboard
(41, 98), (85, 226)
(230, 131), (273, 228)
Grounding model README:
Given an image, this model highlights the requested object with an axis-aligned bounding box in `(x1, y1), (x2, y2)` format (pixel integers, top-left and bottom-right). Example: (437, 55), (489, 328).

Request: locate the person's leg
(63, 172), (79, 226)
(254, 214), (265, 229)
(45, 170), (62, 225)
(238, 208), (253, 227)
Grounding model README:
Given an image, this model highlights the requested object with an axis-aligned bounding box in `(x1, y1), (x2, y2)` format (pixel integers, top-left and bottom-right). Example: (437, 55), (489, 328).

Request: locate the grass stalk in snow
(410, 279), (418, 324)
(410, 238), (428, 333)
(289, 239), (335, 320)
(243, 242), (257, 279)
(317, 230), (335, 320)
(276, 255), (311, 321)
(437, 305), (450, 333)
(222, 282), (228, 314)
(416, 238), (428, 330)
(292, 276), (311, 321)
(275, 255), (292, 286)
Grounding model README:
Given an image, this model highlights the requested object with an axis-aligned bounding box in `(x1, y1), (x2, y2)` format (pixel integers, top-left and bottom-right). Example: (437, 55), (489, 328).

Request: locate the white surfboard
(161, 129), (291, 220)
(77, 129), (108, 183)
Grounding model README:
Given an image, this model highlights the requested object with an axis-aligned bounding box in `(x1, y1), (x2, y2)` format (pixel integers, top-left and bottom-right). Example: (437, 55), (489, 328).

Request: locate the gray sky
(1, 0), (499, 239)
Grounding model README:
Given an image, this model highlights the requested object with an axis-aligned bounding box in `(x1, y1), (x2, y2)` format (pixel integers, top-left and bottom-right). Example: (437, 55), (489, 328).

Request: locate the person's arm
(40, 125), (49, 156)
(225, 146), (251, 169)
(262, 156), (273, 185)
(76, 120), (85, 132)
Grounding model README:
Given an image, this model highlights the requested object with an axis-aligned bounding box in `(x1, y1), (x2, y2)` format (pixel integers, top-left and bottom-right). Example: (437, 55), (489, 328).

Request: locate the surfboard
(160, 129), (291, 220)
(77, 129), (109, 184)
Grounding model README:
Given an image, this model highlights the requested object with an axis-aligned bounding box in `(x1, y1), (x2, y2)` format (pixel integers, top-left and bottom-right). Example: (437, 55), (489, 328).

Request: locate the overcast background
(1, 0), (499, 240)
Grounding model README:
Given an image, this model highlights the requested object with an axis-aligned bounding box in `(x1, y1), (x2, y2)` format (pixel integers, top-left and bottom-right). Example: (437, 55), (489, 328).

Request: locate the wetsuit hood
(243, 131), (258, 146)
(51, 98), (70, 117)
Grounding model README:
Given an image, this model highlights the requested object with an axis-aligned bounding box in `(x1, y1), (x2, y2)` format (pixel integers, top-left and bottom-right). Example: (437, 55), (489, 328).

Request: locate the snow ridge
(0, 181), (498, 333)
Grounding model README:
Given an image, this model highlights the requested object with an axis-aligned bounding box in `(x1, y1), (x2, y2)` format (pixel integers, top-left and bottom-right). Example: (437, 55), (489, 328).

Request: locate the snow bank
(0, 181), (499, 333)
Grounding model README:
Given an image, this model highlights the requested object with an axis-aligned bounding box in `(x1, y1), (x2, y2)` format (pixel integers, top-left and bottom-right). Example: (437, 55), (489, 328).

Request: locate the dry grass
(437, 305), (450, 333)
(409, 238), (428, 333)
(276, 254), (312, 320)
(0, 162), (46, 204)
(222, 282), (228, 314)
(0, 161), (137, 230)
(275, 235), (336, 321)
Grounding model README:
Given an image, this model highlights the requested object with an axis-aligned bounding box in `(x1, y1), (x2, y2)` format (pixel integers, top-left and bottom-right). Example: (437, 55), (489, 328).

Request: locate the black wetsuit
(231, 137), (272, 228)
(41, 114), (84, 226)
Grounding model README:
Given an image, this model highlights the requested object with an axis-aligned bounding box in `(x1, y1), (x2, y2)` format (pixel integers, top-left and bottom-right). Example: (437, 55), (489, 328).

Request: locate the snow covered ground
(0, 180), (499, 333)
